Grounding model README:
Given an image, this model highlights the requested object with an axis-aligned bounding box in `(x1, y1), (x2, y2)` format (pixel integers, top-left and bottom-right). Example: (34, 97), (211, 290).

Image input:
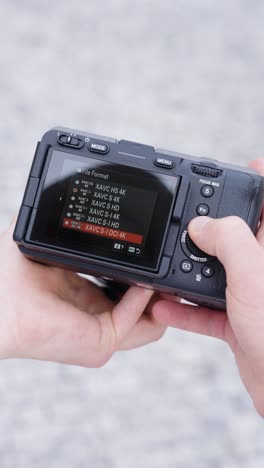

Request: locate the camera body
(14, 127), (264, 310)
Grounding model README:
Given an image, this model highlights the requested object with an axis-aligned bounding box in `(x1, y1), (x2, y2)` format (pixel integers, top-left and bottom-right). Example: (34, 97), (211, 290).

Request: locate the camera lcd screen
(28, 149), (179, 270)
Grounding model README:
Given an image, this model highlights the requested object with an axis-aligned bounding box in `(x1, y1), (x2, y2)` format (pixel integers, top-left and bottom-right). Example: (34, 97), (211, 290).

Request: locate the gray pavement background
(0, 1), (264, 467)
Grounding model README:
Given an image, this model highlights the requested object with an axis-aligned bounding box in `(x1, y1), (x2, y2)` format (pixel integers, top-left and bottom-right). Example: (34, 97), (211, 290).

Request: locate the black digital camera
(14, 127), (264, 310)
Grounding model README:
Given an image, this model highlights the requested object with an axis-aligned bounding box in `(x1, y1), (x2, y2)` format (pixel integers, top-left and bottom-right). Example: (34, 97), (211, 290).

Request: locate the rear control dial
(181, 228), (212, 263)
(185, 233), (207, 258)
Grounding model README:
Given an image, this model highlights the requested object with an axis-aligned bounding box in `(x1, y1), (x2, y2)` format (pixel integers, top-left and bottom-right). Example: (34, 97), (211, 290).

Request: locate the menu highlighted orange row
(63, 218), (143, 245)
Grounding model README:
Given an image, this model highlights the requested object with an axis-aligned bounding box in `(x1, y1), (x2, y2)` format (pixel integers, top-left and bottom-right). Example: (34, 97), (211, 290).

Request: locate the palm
(2, 236), (165, 367)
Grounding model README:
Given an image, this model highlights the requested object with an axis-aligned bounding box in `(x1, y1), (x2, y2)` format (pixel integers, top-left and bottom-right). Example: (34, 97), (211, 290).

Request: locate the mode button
(88, 142), (109, 154)
(154, 157), (175, 169)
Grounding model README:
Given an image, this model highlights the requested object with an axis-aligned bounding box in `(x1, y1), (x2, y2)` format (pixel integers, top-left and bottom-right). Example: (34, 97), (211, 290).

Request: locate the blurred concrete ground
(0, 1), (264, 467)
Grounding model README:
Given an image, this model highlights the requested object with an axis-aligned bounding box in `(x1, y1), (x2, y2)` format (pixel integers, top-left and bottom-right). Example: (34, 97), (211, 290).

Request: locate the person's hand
(152, 159), (264, 416)
(0, 223), (166, 367)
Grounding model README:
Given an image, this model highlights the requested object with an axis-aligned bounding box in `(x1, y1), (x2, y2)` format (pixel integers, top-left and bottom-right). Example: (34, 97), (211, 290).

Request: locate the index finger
(112, 286), (154, 340)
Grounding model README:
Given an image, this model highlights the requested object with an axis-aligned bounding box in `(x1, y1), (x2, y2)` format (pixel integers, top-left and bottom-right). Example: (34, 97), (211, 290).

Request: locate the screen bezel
(26, 148), (180, 271)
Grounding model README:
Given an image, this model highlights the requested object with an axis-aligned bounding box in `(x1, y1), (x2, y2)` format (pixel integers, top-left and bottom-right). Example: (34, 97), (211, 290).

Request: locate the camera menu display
(29, 150), (179, 270)
(61, 166), (157, 254)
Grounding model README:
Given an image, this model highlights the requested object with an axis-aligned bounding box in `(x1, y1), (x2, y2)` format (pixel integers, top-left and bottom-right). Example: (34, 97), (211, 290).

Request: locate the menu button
(154, 157), (175, 169)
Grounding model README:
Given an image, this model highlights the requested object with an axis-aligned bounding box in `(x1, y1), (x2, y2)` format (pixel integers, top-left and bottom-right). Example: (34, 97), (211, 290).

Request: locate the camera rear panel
(14, 127), (264, 310)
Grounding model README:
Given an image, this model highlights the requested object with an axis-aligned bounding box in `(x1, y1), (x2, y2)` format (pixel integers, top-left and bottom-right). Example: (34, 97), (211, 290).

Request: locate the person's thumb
(188, 216), (263, 304)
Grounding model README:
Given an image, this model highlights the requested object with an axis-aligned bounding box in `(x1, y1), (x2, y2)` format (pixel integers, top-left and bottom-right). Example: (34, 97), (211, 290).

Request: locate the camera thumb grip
(188, 216), (262, 287)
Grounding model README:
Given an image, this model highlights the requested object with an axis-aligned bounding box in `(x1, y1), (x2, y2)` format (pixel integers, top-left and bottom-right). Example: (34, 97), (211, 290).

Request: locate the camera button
(58, 134), (84, 149)
(70, 137), (81, 146)
(58, 134), (68, 144)
(202, 265), (214, 278)
(180, 260), (193, 273)
(196, 204), (210, 216)
(201, 185), (214, 197)
(88, 142), (109, 154)
(154, 157), (175, 169)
